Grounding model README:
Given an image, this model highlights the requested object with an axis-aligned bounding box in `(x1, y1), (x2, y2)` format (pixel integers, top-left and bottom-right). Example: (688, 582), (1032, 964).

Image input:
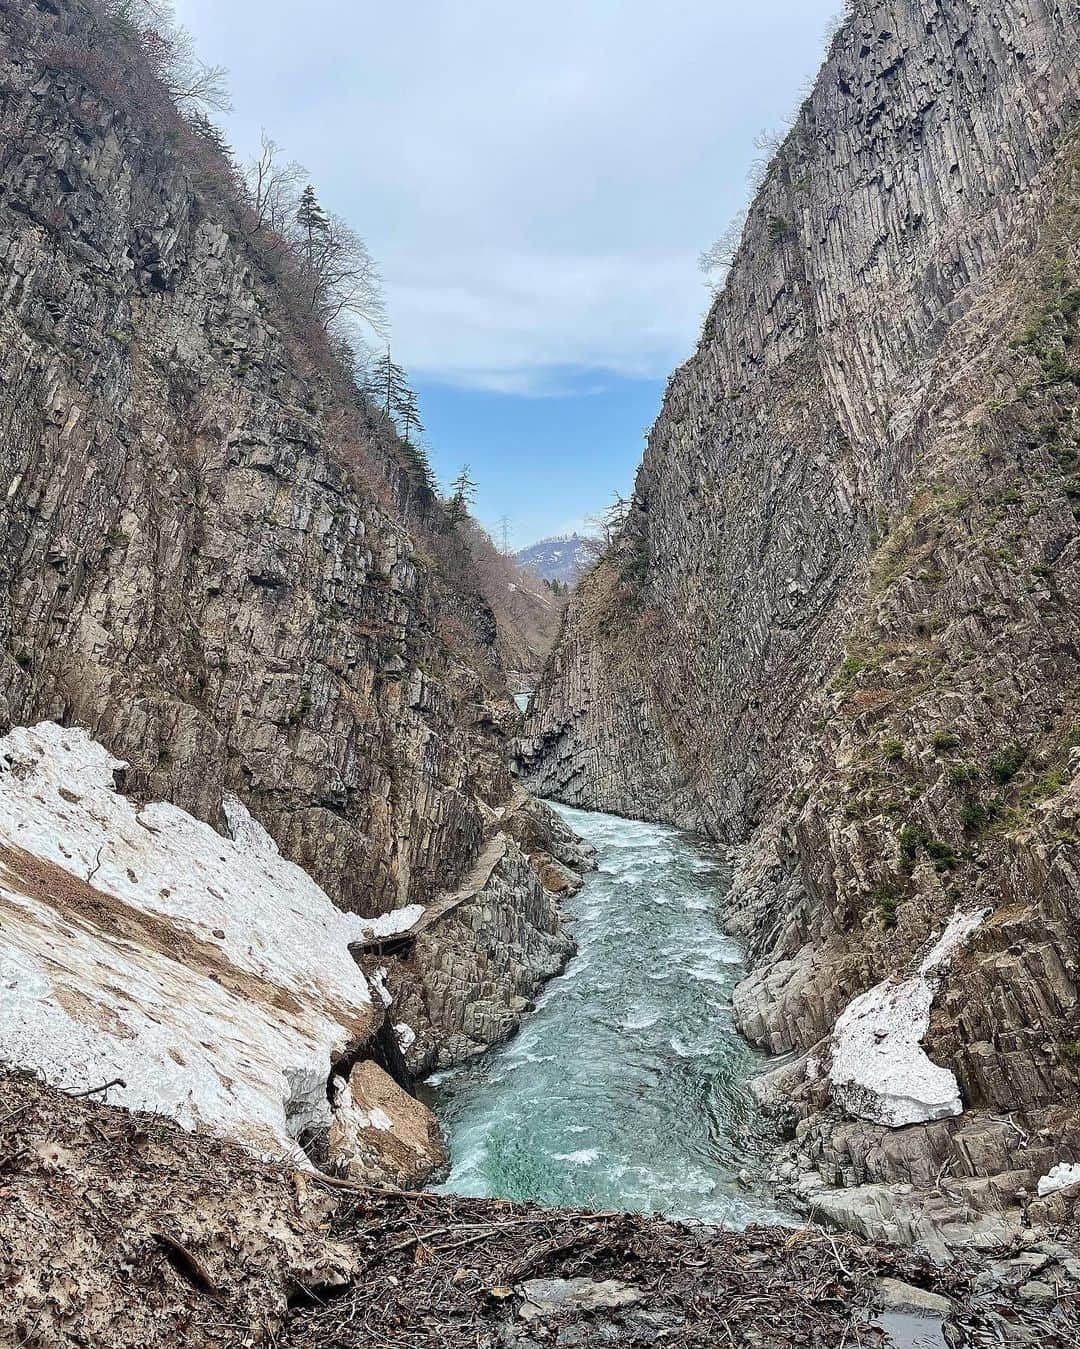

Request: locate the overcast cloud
(174, 1), (840, 395)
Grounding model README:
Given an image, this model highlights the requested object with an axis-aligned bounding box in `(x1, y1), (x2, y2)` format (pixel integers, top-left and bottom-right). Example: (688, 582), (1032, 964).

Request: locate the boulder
(518, 1278), (645, 1321)
(327, 1060), (448, 1189)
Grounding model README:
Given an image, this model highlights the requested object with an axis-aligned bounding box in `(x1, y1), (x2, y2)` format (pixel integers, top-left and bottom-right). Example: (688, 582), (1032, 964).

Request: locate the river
(426, 800), (785, 1226)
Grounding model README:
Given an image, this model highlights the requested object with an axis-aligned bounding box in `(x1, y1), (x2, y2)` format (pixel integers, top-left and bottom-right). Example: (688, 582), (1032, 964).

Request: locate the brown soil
(3, 1071), (1079, 1348)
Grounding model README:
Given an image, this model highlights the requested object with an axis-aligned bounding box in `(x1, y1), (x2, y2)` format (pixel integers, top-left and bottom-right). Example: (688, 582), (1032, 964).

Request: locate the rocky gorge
(521, 0), (1080, 1252)
(0, 0), (586, 1193)
(2, 0), (1080, 1344)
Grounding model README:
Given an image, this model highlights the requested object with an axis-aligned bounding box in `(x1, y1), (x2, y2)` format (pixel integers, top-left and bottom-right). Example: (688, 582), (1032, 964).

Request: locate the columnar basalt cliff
(0, 0), (580, 1138)
(522, 0), (1080, 1240)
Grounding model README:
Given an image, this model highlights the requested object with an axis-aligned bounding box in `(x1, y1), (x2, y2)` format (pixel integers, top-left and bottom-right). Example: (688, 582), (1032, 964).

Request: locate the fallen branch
(67, 1078), (127, 1100)
(151, 1230), (222, 1298)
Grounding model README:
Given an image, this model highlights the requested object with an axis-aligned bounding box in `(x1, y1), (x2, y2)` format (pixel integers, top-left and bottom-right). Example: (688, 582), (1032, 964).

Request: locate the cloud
(176, 0), (839, 393)
(388, 248), (705, 393)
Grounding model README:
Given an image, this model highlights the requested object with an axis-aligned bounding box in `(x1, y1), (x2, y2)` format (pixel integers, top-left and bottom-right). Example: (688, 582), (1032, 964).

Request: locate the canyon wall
(0, 0), (578, 1118)
(0, 0), (500, 915)
(522, 0), (1080, 1235)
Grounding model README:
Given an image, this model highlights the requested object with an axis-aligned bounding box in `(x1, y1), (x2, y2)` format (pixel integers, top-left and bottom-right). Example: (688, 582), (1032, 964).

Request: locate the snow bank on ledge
(354, 905), (425, 939)
(0, 722), (379, 1161)
(829, 909), (987, 1128)
(1037, 1162), (1080, 1197)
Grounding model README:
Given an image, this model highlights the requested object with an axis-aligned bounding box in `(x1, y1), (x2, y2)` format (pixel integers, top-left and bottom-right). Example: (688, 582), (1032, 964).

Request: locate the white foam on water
(670, 1036), (709, 1059)
(552, 1148), (600, 1166)
(430, 799), (784, 1227)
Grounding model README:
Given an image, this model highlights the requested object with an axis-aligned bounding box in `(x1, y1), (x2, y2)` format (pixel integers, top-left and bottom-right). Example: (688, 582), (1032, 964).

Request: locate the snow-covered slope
(0, 723), (384, 1161)
(515, 535), (593, 586)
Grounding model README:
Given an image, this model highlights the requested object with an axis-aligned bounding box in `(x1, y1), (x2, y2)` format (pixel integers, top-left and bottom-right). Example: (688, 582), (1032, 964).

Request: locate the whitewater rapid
(426, 801), (784, 1225)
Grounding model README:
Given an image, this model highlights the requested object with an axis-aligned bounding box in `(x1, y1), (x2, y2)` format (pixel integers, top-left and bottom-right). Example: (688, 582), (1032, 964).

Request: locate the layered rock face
(0, 0), (512, 919)
(0, 0), (584, 1137)
(356, 794), (589, 1077)
(523, 0), (1080, 1236)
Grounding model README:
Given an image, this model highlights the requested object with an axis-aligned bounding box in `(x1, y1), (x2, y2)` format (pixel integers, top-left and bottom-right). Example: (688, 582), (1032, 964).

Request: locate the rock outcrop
(522, 0), (1080, 1241)
(357, 795), (584, 1077)
(0, 0), (508, 918)
(0, 0), (581, 1109)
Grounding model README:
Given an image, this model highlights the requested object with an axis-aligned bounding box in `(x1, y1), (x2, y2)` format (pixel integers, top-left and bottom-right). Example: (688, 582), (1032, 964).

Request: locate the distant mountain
(515, 534), (593, 586)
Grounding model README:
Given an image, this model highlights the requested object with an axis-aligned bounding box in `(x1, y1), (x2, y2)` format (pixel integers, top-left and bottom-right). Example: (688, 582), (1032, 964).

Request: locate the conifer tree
(446, 465), (477, 525)
(296, 184), (329, 267)
(187, 110), (232, 157)
(394, 386), (424, 447)
(370, 349), (409, 421)
(401, 440), (435, 491)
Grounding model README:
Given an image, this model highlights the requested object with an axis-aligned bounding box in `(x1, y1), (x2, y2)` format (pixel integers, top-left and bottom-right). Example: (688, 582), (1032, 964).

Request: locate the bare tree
(247, 133), (307, 236)
(747, 128), (786, 191)
(583, 492), (631, 558)
(700, 208), (748, 291)
(312, 215), (385, 332)
(295, 187), (385, 335)
(105, 1), (231, 112)
(824, 4), (855, 48)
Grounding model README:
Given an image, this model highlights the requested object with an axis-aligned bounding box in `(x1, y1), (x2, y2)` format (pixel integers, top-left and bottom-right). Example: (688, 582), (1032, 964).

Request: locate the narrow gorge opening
(425, 801), (783, 1225)
(3, 0), (1079, 1343)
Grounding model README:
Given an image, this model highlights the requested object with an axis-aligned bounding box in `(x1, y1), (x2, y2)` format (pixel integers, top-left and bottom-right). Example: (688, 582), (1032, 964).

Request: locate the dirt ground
(1, 1071), (1077, 1348)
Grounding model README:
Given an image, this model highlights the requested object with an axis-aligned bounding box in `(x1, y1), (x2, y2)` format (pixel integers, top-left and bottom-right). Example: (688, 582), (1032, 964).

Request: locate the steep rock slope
(522, 0), (1080, 1235)
(0, 0), (504, 914)
(0, 0), (580, 1084)
(460, 521), (565, 690)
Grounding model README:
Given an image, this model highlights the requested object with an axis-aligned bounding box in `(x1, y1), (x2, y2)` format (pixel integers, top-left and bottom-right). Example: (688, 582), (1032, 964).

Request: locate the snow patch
(829, 908), (988, 1128)
(0, 722), (380, 1163)
(354, 905), (425, 939)
(371, 966), (393, 1008)
(1037, 1162), (1080, 1197)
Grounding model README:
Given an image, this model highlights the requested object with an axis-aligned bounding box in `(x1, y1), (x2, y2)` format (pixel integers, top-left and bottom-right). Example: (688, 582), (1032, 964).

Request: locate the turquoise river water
(426, 801), (784, 1226)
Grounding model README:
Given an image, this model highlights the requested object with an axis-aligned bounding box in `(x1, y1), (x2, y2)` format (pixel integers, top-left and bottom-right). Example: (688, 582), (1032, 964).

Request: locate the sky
(174, 0), (840, 546)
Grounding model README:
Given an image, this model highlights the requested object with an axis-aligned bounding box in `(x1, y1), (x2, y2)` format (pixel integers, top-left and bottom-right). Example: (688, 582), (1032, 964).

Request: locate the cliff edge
(0, 0), (584, 1164)
(522, 0), (1080, 1244)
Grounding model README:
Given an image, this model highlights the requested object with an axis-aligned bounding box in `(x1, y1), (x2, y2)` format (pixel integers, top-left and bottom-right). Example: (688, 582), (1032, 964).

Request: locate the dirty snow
(0, 722), (382, 1162)
(1037, 1162), (1080, 1197)
(354, 904), (425, 939)
(829, 909), (988, 1128)
(331, 1078), (396, 1133)
(371, 966), (393, 1008)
